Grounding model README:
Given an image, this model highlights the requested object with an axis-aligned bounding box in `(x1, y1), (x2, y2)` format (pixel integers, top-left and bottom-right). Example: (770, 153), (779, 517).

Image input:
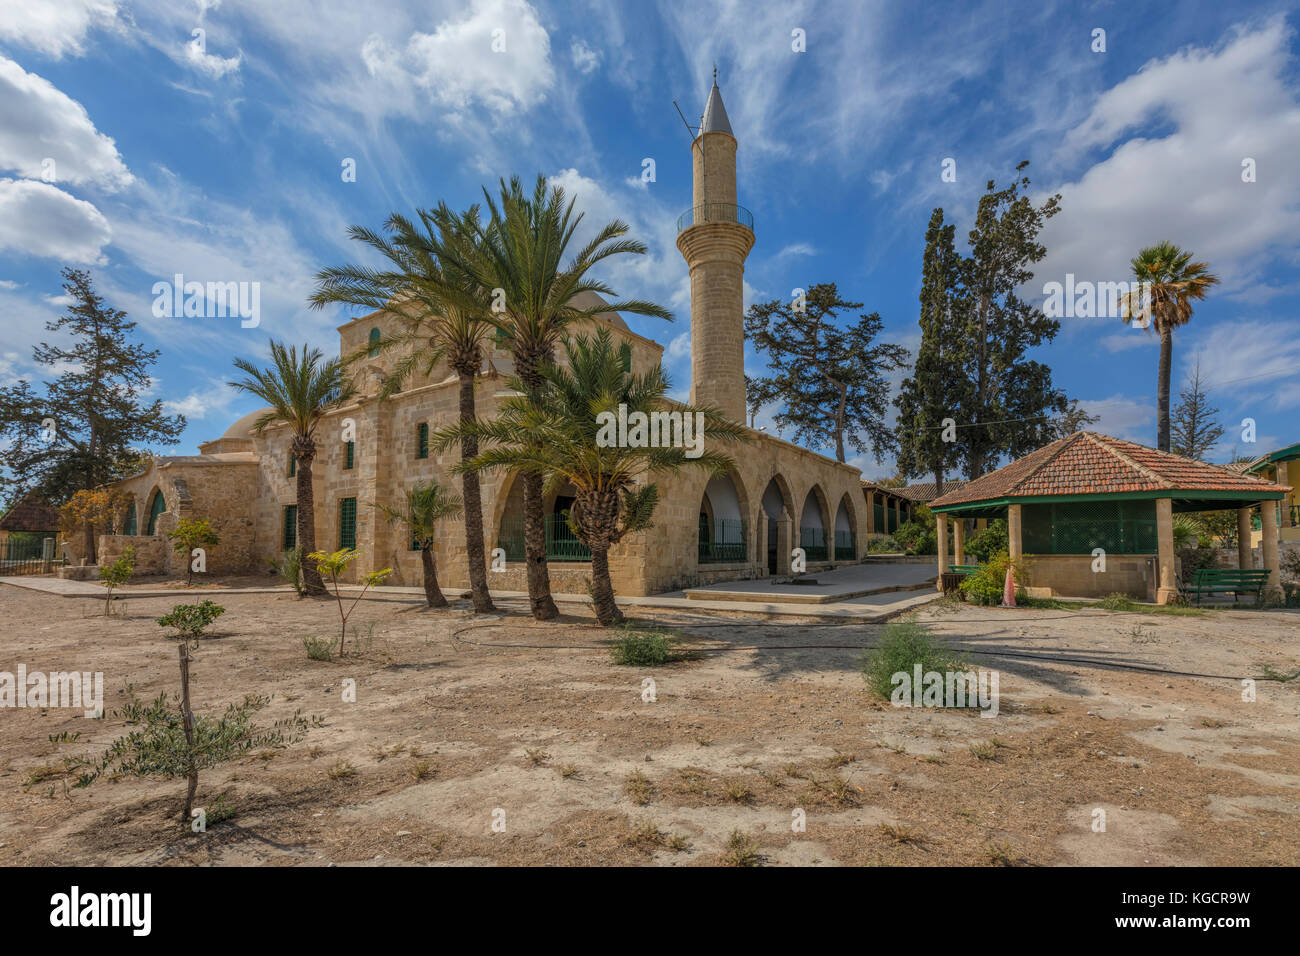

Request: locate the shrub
(866, 536), (901, 554)
(272, 548), (304, 595)
(959, 551), (1025, 606)
(303, 635), (337, 661)
(157, 601), (226, 639)
(860, 618), (967, 700)
(307, 548), (392, 654)
(611, 629), (672, 666)
(166, 518), (220, 586)
(892, 520), (936, 555)
(965, 519), (1009, 563)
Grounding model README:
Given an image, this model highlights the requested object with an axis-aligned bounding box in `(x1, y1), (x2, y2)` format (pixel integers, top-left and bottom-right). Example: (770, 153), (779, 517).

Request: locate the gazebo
(929, 432), (1292, 604)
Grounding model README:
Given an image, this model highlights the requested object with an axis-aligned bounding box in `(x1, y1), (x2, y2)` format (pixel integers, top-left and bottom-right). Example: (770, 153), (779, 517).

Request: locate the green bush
(892, 520), (936, 555)
(611, 630), (672, 666)
(959, 550), (1024, 606)
(303, 635), (337, 661)
(965, 519), (1009, 563)
(157, 600), (226, 639)
(866, 536), (901, 554)
(272, 548), (304, 595)
(861, 618), (966, 701)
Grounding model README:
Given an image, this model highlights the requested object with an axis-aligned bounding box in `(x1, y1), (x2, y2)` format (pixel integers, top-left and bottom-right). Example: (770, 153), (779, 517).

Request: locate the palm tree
(1120, 241), (1219, 452)
(310, 205), (497, 613)
(438, 174), (672, 621)
(375, 479), (462, 607)
(438, 328), (747, 626)
(229, 341), (353, 595)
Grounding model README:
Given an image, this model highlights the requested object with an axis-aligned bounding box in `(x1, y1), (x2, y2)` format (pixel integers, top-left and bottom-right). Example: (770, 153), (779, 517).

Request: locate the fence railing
(497, 514), (591, 562)
(699, 518), (746, 564)
(0, 536), (64, 576)
(800, 526), (827, 561)
(834, 529), (855, 560)
(675, 203), (754, 234)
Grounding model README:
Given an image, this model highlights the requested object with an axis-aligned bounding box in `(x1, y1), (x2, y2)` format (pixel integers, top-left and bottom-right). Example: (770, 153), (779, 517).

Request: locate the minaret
(676, 70), (754, 423)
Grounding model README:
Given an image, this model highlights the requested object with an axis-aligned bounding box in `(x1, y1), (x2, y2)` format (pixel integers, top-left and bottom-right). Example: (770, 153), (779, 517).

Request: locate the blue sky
(1, 0), (1298, 481)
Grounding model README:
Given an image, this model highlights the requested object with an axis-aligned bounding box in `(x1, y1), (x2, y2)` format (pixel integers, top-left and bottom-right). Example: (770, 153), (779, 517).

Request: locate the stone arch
(834, 492), (858, 560)
(367, 327), (381, 358)
(146, 486), (167, 535)
(492, 471), (527, 562)
(760, 474), (795, 574)
(698, 469), (751, 565)
(799, 483), (832, 561)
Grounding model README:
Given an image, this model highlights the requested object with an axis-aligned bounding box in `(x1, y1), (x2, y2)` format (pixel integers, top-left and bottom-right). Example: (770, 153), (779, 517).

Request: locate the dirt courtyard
(1, 581), (1297, 866)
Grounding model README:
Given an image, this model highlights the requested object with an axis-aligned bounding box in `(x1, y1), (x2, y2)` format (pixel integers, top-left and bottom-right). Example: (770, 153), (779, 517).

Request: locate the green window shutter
(339, 498), (357, 549)
(123, 501), (137, 536)
(146, 490), (166, 535)
(283, 505), (297, 550)
(288, 456), (296, 477)
(411, 534), (420, 551)
(368, 327), (381, 358)
(417, 423), (429, 459)
(344, 441), (354, 469)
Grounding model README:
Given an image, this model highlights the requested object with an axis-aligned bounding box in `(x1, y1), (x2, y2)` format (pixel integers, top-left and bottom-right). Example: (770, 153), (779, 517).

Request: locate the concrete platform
(680, 561), (936, 604)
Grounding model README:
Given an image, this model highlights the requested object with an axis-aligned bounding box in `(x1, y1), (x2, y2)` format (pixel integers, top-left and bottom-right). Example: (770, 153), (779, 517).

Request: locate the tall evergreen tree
(894, 209), (968, 494)
(1169, 360), (1224, 461)
(744, 283), (907, 463)
(0, 269), (185, 535)
(959, 163), (1067, 478)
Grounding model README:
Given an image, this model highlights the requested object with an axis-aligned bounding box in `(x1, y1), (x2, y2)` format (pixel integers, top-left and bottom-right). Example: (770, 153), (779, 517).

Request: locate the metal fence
(497, 514), (591, 562)
(800, 526), (828, 561)
(1022, 501), (1158, 554)
(699, 517), (746, 564)
(675, 202), (754, 234)
(0, 536), (65, 576)
(834, 529), (855, 560)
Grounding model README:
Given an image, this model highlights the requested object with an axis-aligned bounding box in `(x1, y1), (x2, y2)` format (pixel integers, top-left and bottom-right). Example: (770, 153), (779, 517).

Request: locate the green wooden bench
(1182, 568), (1271, 605)
(948, 564), (981, 575)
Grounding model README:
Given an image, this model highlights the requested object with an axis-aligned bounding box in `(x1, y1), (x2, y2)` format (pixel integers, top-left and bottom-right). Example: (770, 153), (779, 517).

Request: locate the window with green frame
(339, 497), (357, 549)
(417, 422), (429, 459)
(344, 440), (354, 469)
(288, 455), (295, 477)
(146, 490), (166, 535)
(283, 505), (297, 550)
(368, 327), (381, 358)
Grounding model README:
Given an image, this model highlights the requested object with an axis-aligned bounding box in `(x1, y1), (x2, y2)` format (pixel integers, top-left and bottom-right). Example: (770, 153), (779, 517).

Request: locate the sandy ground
(1, 581), (1297, 867)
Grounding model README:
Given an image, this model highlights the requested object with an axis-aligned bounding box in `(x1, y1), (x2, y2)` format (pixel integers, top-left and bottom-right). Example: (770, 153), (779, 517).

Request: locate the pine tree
(1169, 360), (1223, 461)
(0, 268), (185, 514)
(744, 283), (907, 463)
(959, 163), (1067, 478)
(894, 209), (968, 495)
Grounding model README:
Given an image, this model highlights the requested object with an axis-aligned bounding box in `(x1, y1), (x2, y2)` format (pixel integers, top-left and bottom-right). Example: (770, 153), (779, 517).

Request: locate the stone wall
(1022, 553), (1157, 600)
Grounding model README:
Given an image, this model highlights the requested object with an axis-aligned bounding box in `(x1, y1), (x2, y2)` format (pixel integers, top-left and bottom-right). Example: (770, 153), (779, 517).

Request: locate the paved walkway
(0, 574), (937, 622)
(679, 561), (936, 604)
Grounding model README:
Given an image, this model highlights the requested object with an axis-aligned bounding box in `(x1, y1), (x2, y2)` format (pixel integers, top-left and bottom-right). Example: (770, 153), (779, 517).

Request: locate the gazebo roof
(1240, 440), (1300, 475)
(930, 431), (1290, 513)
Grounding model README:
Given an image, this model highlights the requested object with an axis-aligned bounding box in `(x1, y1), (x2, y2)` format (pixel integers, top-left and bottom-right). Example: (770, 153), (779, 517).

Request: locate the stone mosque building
(89, 79), (882, 595)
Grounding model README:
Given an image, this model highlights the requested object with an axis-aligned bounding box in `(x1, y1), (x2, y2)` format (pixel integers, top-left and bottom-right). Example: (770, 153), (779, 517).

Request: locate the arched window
(146, 490), (166, 535)
(368, 327), (381, 358)
(122, 500), (137, 536)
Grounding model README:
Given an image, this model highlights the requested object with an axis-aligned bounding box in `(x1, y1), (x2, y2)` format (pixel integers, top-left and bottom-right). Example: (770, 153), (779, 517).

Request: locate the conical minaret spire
(675, 72), (754, 423)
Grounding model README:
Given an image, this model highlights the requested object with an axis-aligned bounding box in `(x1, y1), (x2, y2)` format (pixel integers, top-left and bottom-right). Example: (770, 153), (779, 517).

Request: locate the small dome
(221, 407), (271, 439)
(570, 290), (630, 332)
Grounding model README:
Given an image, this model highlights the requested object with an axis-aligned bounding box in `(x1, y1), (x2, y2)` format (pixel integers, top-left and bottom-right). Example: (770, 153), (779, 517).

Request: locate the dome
(221, 406), (271, 439)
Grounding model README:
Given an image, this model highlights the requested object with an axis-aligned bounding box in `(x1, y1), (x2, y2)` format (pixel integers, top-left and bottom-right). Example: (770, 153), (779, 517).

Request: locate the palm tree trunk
(458, 371), (496, 613)
(420, 546), (448, 608)
(590, 546), (623, 626)
(1157, 326), (1173, 452)
(297, 454), (326, 595)
(523, 472), (558, 620)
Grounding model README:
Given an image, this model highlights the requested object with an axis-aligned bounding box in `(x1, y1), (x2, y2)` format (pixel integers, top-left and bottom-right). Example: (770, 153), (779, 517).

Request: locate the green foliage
(611, 629), (673, 666)
(272, 548), (303, 594)
(866, 536), (901, 554)
(303, 635), (337, 661)
(98, 545), (134, 611)
(860, 618), (967, 701)
(959, 551), (1024, 606)
(0, 267), (184, 504)
(157, 601), (226, 639)
(892, 520), (936, 555)
(376, 479), (462, 550)
(167, 518), (220, 585)
(72, 688), (320, 808)
(307, 548), (392, 652)
(964, 519), (1008, 563)
(744, 282), (908, 463)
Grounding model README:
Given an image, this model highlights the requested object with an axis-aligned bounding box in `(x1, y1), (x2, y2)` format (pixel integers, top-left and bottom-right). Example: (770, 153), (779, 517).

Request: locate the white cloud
(360, 0), (554, 116)
(184, 32), (242, 79)
(776, 242), (816, 258)
(1186, 319), (1300, 411)
(0, 179), (111, 262)
(0, 56), (133, 190)
(162, 379), (238, 420)
(570, 38), (600, 75)
(1076, 394), (1155, 444)
(0, 280), (18, 290)
(0, 0), (118, 59)
(1038, 20), (1300, 298)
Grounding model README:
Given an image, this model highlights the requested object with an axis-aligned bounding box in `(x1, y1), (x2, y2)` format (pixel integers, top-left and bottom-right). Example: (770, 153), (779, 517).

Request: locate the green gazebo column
(1156, 497), (1177, 605)
(936, 512), (949, 588)
(1237, 507), (1254, 570)
(1261, 501), (1282, 597)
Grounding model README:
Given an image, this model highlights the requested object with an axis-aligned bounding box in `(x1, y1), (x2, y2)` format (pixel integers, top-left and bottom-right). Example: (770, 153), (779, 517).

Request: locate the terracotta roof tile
(0, 496), (60, 532)
(930, 432), (1291, 509)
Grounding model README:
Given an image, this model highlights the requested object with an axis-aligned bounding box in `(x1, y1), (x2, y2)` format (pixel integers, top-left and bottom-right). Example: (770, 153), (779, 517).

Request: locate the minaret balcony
(675, 203), (753, 235)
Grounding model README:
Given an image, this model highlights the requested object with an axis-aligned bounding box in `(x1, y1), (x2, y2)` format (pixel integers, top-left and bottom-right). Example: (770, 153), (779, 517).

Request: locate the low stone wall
(1022, 553), (1157, 600)
(98, 535), (169, 574)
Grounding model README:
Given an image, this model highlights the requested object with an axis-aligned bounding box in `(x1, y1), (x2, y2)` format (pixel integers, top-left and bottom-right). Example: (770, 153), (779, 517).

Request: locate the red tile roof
(0, 496), (60, 532)
(930, 432), (1291, 509)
